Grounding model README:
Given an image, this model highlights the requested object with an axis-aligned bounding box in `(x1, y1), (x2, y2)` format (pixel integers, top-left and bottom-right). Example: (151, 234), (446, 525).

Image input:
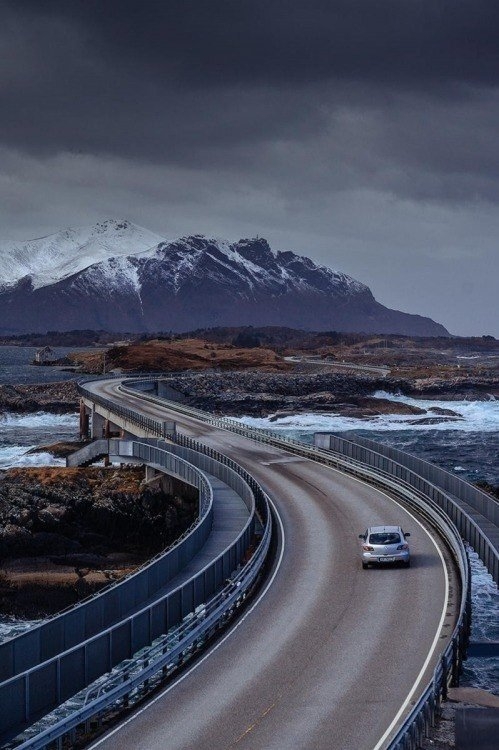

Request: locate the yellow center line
(234, 723), (257, 744)
(230, 699), (279, 747)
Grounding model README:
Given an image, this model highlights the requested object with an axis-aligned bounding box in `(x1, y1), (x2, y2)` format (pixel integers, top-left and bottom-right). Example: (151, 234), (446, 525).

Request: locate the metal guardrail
(0, 438), (267, 746)
(0, 444), (215, 738)
(324, 432), (499, 585)
(13, 528), (271, 750)
(116, 379), (497, 577)
(0, 445), (213, 681)
(5, 437), (272, 750)
(111, 378), (473, 750)
(78, 383), (170, 438)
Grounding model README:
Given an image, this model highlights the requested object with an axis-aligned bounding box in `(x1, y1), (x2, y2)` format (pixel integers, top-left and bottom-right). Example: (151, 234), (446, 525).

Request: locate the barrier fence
(315, 432), (499, 587)
(111, 378), (476, 750)
(0, 437), (269, 746)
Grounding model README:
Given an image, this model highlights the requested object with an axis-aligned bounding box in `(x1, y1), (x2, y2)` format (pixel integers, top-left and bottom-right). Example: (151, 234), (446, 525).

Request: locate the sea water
(235, 393), (499, 694)
(0, 346), (81, 467)
(0, 351), (497, 692)
(0, 345), (88, 385)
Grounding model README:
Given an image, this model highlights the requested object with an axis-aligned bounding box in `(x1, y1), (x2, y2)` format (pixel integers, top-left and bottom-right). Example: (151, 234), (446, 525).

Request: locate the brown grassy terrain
(0, 466), (197, 617)
(65, 329), (499, 383)
(70, 337), (290, 373)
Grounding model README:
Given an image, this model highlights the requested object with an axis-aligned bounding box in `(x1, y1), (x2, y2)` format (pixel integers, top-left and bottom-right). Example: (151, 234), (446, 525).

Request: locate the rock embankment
(0, 380), (78, 415)
(3, 367), (498, 424)
(0, 466), (197, 617)
(170, 371), (467, 420)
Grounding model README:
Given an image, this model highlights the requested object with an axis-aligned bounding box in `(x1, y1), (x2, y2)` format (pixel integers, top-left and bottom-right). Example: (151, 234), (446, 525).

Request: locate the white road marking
(261, 457), (305, 465)
(87, 497), (286, 749)
(324, 464), (450, 750)
(92, 383), (451, 749)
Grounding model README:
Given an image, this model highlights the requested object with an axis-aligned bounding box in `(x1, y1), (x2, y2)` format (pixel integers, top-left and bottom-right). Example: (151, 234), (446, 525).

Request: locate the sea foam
(234, 392), (499, 434)
(0, 412), (78, 428)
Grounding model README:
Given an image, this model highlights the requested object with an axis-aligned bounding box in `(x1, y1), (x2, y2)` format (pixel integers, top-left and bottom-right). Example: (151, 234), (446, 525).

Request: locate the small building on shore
(33, 346), (56, 365)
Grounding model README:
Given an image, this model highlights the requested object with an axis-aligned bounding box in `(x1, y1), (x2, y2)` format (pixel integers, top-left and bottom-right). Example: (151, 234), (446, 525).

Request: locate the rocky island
(1, 328), (497, 624)
(0, 465), (197, 617)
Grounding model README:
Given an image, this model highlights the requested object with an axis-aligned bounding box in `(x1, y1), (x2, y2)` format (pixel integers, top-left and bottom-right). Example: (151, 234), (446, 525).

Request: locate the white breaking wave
(0, 411), (78, 468)
(0, 617), (44, 643)
(234, 392), (499, 433)
(0, 446), (66, 468)
(0, 412), (78, 428)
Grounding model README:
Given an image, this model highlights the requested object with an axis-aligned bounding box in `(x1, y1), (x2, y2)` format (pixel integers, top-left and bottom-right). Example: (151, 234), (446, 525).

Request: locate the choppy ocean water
(236, 391), (499, 487)
(236, 394), (499, 694)
(0, 346), (80, 468)
(0, 349), (497, 693)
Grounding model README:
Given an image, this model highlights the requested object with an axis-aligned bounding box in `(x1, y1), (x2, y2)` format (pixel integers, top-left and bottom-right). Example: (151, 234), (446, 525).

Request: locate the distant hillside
(0, 220), (449, 337)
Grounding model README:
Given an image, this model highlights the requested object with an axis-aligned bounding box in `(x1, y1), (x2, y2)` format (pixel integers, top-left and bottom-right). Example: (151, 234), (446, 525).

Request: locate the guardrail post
(440, 656), (448, 701)
(24, 673), (29, 721)
(451, 639), (460, 686)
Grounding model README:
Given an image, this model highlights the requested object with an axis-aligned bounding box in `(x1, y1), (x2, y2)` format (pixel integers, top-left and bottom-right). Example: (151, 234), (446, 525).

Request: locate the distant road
(284, 355), (391, 376)
(86, 379), (451, 750)
(284, 357), (391, 377)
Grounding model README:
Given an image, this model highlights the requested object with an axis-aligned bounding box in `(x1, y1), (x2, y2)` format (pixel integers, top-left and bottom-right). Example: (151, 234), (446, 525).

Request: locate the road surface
(84, 380), (456, 750)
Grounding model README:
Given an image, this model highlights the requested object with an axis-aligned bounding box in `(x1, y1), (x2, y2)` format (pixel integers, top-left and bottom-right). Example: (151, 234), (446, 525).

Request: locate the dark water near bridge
(0, 347), (497, 692)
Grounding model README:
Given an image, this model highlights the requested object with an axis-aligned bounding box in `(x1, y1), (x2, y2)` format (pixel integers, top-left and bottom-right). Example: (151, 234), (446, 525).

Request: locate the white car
(359, 525), (411, 568)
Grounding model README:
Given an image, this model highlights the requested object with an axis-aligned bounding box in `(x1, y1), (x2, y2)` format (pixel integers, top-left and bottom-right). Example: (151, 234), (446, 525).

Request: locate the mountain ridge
(0, 220), (449, 337)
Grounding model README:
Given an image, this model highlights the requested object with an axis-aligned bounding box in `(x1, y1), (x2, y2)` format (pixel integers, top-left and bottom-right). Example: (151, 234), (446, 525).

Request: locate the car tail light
(362, 545), (374, 551)
(397, 544), (409, 550)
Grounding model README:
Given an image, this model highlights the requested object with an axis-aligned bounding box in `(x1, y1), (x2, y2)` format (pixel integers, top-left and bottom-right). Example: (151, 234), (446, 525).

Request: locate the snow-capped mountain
(0, 221), (449, 336)
(0, 220), (163, 291)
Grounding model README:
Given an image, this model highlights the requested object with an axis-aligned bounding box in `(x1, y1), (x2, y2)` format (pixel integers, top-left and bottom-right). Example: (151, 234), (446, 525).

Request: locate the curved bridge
(0, 376), (472, 750)
(78, 377), (468, 750)
(0, 435), (271, 747)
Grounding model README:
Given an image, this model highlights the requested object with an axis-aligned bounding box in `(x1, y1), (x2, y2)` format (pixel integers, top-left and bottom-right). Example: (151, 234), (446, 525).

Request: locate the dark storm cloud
(3, 0), (499, 170)
(8, 0), (499, 88)
(1, 1), (499, 336)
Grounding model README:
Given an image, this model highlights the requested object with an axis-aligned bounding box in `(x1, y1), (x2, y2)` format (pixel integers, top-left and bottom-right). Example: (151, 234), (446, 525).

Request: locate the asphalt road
(283, 356), (390, 376)
(85, 380), (454, 750)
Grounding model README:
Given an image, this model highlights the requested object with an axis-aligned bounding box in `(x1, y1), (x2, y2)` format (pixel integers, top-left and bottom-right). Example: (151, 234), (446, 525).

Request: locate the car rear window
(369, 533), (401, 545)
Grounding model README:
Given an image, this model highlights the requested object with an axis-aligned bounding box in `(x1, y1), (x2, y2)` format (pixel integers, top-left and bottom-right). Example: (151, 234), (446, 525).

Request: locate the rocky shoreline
(2, 370), (498, 423)
(0, 465), (197, 618)
(168, 370), (499, 419)
(0, 380), (79, 415)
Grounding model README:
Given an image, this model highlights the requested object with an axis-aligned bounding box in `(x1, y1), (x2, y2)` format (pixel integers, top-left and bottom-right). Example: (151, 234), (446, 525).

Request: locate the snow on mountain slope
(0, 219), (165, 290)
(0, 220), (368, 301)
(142, 235), (370, 299)
(0, 221), (450, 336)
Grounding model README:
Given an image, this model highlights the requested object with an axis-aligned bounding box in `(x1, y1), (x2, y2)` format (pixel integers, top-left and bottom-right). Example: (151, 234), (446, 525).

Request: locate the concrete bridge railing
(315, 432), (499, 587)
(0, 438), (266, 744)
(112, 378), (474, 750)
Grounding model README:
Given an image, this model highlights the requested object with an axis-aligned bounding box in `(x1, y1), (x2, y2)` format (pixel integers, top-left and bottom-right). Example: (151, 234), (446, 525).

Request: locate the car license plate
(379, 557), (394, 563)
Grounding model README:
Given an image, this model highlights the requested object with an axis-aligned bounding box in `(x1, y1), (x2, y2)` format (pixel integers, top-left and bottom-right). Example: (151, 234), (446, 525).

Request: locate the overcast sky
(1, 1), (498, 336)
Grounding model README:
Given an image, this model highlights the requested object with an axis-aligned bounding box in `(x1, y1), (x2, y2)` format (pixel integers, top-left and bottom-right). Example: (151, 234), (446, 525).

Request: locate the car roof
(367, 525), (401, 533)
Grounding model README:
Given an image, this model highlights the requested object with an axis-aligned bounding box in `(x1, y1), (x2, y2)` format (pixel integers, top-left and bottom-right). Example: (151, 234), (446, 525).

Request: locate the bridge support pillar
(79, 400), (90, 439)
(91, 410), (105, 439)
(145, 465), (157, 482)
